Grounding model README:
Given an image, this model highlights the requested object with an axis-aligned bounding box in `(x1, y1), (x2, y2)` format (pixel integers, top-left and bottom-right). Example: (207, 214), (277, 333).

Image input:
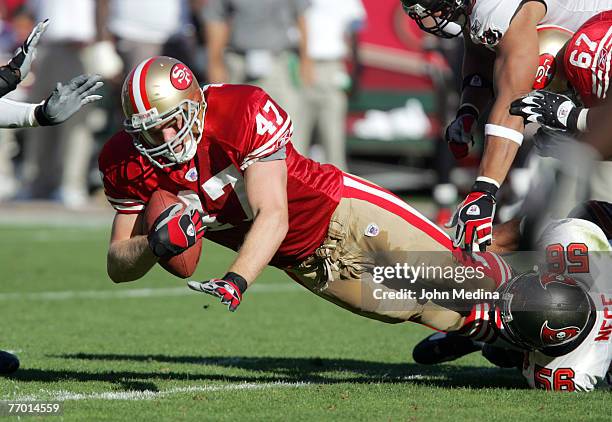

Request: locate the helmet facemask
(402, 0), (469, 38)
(125, 97), (204, 169)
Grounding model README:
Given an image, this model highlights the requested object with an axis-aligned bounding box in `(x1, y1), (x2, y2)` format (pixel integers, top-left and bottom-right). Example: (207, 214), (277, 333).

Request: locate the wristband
(223, 272), (248, 294)
(34, 101), (54, 126)
(471, 178), (499, 197)
(576, 108), (589, 133)
(485, 124), (524, 146)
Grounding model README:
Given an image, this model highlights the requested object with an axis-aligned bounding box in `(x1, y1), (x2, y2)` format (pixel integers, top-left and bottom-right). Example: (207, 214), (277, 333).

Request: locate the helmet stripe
(127, 69), (138, 115)
(131, 57), (156, 113)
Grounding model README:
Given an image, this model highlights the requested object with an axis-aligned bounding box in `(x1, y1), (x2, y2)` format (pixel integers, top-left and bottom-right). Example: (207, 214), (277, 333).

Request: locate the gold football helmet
(534, 25), (573, 93)
(121, 56), (205, 168)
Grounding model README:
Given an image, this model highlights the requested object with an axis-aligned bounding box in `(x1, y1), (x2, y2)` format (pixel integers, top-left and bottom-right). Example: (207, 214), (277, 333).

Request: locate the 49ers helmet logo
(170, 63), (193, 90)
(541, 321), (580, 345)
(534, 53), (556, 90)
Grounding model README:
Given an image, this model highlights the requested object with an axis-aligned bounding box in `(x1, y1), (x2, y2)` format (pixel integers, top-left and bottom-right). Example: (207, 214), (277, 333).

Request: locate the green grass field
(0, 223), (609, 421)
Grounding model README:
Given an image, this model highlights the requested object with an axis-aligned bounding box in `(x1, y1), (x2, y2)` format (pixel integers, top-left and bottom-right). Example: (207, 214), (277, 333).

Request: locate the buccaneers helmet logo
(541, 321), (580, 345)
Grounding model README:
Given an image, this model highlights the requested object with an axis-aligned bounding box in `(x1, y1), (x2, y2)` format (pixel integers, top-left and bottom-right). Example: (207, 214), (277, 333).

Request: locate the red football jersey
(564, 11), (612, 107)
(99, 84), (344, 267)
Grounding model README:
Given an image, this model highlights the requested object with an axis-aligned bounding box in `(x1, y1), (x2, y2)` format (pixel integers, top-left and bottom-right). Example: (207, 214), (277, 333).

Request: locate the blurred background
(0, 0), (609, 227)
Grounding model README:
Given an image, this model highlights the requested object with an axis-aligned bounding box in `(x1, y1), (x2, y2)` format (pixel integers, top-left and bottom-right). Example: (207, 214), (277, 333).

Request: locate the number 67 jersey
(564, 10), (612, 107)
(98, 84), (344, 268)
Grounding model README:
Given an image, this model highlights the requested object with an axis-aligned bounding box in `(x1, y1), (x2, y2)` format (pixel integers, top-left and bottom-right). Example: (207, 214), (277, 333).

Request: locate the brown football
(143, 189), (203, 278)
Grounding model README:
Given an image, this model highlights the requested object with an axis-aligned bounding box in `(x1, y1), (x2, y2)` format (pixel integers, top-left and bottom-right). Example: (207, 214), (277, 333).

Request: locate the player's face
(143, 113), (186, 153)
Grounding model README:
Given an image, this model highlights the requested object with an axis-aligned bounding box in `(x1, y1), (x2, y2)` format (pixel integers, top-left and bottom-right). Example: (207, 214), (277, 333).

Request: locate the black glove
(510, 90), (584, 132)
(148, 203), (205, 259)
(446, 180), (498, 252)
(35, 74), (103, 126)
(187, 272), (248, 312)
(0, 20), (48, 97)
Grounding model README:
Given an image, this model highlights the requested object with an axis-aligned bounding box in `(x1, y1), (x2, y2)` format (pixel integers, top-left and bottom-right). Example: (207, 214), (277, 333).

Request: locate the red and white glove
(446, 180), (498, 252)
(446, 105), (479, 159)
(187, 272), (248, 312)
(148, 203), (205, 259)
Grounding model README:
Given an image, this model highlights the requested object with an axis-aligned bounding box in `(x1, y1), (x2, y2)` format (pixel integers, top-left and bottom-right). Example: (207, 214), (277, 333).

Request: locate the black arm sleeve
(0, 65), (20, 98)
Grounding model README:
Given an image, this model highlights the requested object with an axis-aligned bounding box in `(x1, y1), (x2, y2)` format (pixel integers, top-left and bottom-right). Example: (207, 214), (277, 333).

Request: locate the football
(143, 189), (203, 278)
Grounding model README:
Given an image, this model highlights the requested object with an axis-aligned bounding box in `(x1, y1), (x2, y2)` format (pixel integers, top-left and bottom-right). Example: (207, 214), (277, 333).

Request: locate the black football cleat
(0, 350), (20, 375)
(481, 344), (523, 369)
(412, 332), (482, 365)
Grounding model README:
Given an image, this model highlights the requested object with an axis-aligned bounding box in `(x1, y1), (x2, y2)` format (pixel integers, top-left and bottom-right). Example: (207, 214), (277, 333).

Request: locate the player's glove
(35, 74), (104, 126)
(187, 272), (248, 312)
(446, 180), (498, 252)
(445, 105), (479, 159)
(0, 19), (49, 97)
(148, 203), (205, 259)
(510, 90), (585, 133)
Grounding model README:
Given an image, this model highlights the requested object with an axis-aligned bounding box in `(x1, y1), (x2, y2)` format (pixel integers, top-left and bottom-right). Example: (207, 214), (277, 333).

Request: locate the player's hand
(35, 74), (104, 126)
(446, 181), (498, 252)
(187, 273), (248, 312)
(148, 203), (205, 259)
(0, 20), (49, 96)
(510, 90), (583, 132)
(445, 105), (479, 159)
(8, 19), (49, 81)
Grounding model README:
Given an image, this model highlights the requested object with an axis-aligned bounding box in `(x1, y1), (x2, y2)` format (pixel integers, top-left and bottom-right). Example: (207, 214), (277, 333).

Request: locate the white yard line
(8, 381), (311, 402)
(0, 284), (302, 302)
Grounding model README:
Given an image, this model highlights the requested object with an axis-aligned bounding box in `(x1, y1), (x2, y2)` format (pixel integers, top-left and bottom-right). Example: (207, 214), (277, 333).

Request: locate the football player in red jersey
(100, 56), (518, 337)
(511, 11), (612, 140)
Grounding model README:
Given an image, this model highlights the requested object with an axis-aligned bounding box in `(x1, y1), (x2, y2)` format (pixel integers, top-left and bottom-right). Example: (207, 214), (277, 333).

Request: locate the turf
(0, 224), (609, 421)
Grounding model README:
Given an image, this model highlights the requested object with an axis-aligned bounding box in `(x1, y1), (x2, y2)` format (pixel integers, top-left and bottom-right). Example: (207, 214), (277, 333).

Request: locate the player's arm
(229, 159), (289, 281)
(447, 3), (546, 251)
(478, 3), (545, 185)
(187, 159), (289, 311)
(446, 35), (496, 159)
(460, 36), (496, 113)
(107, 213), (158, 283)
(0, 74), (102, 128)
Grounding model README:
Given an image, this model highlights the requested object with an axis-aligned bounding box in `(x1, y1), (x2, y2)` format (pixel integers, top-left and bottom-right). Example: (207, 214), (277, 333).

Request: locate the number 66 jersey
(98, 84), (344, 268)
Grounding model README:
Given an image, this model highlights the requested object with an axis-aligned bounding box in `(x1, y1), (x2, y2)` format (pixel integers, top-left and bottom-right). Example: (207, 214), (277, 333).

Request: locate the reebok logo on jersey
(467, 205), (480, 216)
(365, 223), (380, 237)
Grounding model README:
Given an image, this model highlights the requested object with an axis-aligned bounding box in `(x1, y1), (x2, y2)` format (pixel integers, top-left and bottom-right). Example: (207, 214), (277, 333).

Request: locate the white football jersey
(469, 0), (612, 49)
(522, 218), (612, 391)
(522, 297), (612, 391)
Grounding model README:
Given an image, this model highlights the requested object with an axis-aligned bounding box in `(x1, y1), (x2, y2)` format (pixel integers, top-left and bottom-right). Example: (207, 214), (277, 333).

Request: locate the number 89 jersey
(564, 11), (612, 107)
(98, 84), (344, 268)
